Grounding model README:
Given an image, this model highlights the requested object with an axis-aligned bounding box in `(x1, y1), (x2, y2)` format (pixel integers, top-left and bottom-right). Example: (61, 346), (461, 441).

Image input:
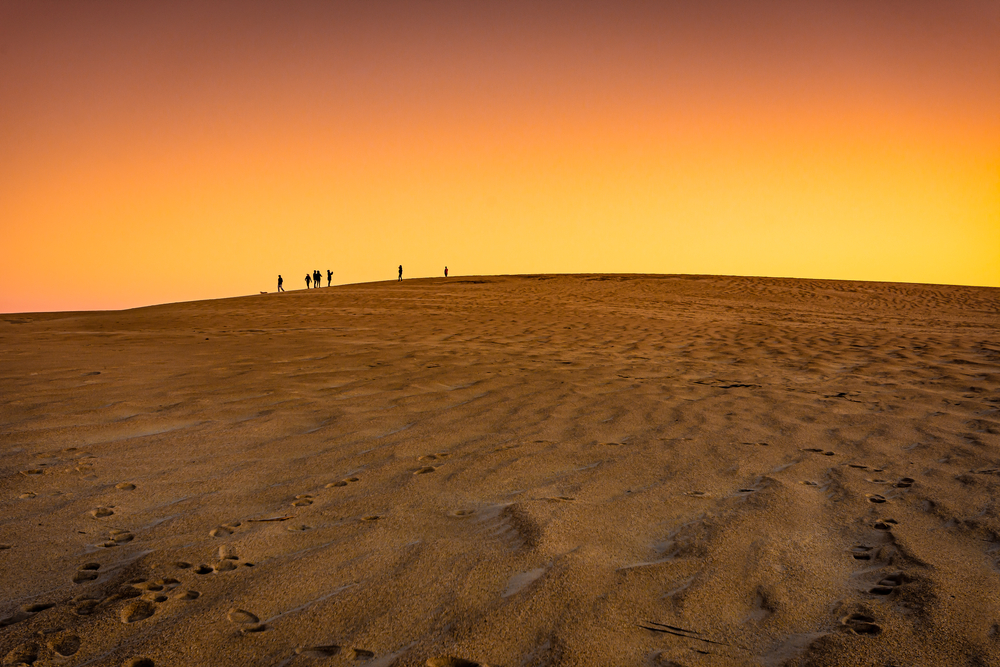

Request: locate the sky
(1, 0), (998, 313)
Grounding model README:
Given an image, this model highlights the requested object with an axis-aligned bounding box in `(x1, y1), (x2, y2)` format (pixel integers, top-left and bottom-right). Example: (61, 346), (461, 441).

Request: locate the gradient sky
(2, 0), (998, 312)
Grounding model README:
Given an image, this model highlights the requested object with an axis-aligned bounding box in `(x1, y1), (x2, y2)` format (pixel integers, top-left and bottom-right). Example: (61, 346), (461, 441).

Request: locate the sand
(1, 274), (999, 667)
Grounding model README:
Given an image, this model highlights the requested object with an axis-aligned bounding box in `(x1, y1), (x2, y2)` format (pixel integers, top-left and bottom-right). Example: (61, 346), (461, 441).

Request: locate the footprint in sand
(121, 599), (156, 623)
(360, 515), (381, 522)
(176, 590), (201, 600)
(426, 659), (483, 667)
(47, 634), (81, 658)
(101, 529), (135, 548)
(72, 562), (101, 584)
(348, 648), (375, 660)
(4, 642), (39, 665)
(684, 491), (708, 498)
(0, 601), (54, 628)
(867, 494), (887, 504)
(296, 645), (341, 657)
(543, 496), (575, 502)
(227, 608), (258, 623)
(116, 482), (137, 490)
(413, 466), (437, 475)
(841, 613), (881, 635)
(0, 611), (30, 628)
(850, 545), (874, 561)
(894, 477), (914, 489)
(449, 509), (475, 517)
(292, 494), (314, 507)
(90, 507), (115, 518)
(194, 564), (215, 574)
(869, 572), (911, 596)
(227, 608), (265, 633)
(123, 658), (155, 667)
(418, 452), (452, 461)
(78, 469), (98, 481)
(134, 578), (181, 592)
(48, 635), (80, 658)
(73, 596), (100, 616)
(209, 522), (241, 537)
(873, 519), (898, 531)
(326, 477), (361, 488)
(20, 469), (44, 476)
(801, 448), (836, 456)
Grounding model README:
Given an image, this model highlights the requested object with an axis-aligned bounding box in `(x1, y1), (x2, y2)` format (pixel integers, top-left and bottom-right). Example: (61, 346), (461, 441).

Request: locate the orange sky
(1, 0), (998, 312)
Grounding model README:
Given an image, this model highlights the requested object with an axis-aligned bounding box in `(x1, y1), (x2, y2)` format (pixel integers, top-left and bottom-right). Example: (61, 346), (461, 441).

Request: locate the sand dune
(1, 274), (999, 666)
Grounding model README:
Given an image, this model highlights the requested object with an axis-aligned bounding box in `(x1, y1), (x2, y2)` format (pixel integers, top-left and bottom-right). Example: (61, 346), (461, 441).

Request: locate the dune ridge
(1, 274), (999, 666)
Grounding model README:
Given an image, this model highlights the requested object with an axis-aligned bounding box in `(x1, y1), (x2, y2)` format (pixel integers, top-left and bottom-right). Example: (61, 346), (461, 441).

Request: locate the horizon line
(3, 271), (998, 317)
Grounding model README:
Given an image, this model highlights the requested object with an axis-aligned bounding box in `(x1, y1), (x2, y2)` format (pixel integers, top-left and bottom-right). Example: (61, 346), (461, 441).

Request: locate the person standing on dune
(444, 266), (448, 277)
(305, 273), (311, 289)
(277, 275), (284, 292)
(398, 265), (403, 281)
(327, 269), (332, 287)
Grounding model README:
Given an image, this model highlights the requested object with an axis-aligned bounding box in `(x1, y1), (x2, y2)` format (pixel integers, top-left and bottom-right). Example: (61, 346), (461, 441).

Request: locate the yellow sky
(1, 1), (997, 312)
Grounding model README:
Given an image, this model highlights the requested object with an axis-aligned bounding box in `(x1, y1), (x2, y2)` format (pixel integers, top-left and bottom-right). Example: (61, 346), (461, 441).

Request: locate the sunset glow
(2, 0), (997, 312)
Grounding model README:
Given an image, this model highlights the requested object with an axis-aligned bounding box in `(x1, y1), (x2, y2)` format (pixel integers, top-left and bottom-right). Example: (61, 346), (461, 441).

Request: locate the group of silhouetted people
(276, 265), (450, 293)
(300, 270), (333, 289)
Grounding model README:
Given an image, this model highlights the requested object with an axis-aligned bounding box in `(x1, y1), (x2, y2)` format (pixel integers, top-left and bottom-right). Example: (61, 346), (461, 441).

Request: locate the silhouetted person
(398, 265), (403, 281)
(444, 266), (448, 277)
(277, 275), (284, 292)
(313, 270), (320, 287)
(327, 269), (332, 287)
(305, 273), (311, 289)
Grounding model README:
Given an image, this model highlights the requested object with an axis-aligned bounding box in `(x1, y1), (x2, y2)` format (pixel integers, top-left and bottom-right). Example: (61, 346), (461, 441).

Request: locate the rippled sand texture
(1, 274), (999, 667)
